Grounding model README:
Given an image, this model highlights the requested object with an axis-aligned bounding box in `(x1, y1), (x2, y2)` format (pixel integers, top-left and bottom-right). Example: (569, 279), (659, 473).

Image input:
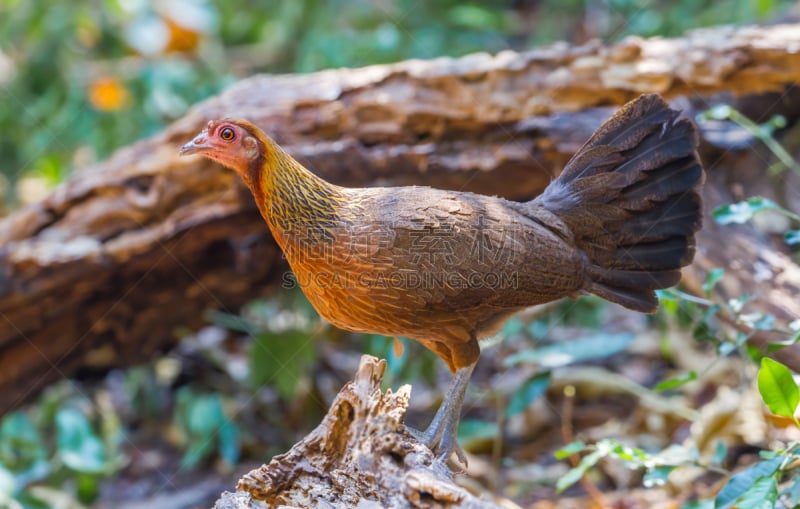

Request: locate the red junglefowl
(180, 94), (704, 464)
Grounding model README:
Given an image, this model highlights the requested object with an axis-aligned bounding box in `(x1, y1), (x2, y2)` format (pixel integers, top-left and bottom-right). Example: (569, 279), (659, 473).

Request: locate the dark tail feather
(537, 94), (705, 313)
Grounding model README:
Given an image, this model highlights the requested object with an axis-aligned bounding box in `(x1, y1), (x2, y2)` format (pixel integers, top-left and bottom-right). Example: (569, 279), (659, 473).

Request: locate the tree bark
(1, 23), (800, 414)
(214, 356), (506, 509)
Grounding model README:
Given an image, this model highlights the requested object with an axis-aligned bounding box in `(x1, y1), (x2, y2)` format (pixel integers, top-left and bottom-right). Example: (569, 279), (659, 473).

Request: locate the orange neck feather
(242, 132), (345, 252)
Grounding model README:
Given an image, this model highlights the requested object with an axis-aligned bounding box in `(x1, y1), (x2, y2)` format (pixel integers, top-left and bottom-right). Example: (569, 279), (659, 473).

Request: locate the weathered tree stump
(214, 356), (506, 509)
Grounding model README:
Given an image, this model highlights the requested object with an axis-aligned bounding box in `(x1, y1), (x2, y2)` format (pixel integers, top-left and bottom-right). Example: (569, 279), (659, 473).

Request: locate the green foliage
(702, 268), (725, 296)
(209, 290), (320, 401)
(508, 0), (792, 46)
(713, 197), (800, 228)
(0, 0), (520, 205)
(0, 0), (229, 205)
(714, 455), (784, 509)
(658, 280), (794, 359)
(457, 418), (500, 451)
(699, 105), (800, 177)
(554, 358), (800, 507)
(555, 448), (605, 493)
(173, 388), (240, 469)
(0, 400), (124, 508)
(555, 439), (701, 493)
(503, 332), (635, 368)
(555, 295), (609, 328)
(4, 0), (793, 208)
(569, 102), (800, 503)
(498, 309), (637, 422)
(505, 372), (550, 418)
(555, 439), (800, 509)
(653, 370), (697, 392)
(55, 408), (108, 475)
(250, 328), (316, 400)
(757, 358), (799, 425)
(0, 414), (47, 478)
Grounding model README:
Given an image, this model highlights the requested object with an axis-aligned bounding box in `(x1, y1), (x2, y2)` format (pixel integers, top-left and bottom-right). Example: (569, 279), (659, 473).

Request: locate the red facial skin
(179, 120), (260, 175)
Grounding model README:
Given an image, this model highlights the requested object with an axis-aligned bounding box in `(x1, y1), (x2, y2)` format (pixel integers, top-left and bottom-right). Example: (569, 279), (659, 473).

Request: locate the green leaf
(457, 418), (498, 450)
(186, 394), (224, 436)
(249, 330), (315, 400)
(643, 466), (674, 488)
(702, 268), (725, 295)
(556, 449), (604, 493)
(55, 408), (106, 474)
(448, 5), (508, 30)
(659, 294), (679, 316)
(728, 293), (750, 313)
(206, 310), (255, 335)
(733, 475), (778, 509)
(76, 472), (100, 503)
(712, 197), (779, 225)
(8, 459), (50, 491)
(745, 343), (763, 363)
(0, 463), (16, 497)
(767, 113), (786, 130)
(654, 371), (697, 392)
(554, 441), (586, 459)
(504, 332), (635, 368)
(714, 456), (783, 509)
(785, 230), (800, 246)
(684, 500), (714, 509)
(717, 341), (736, 357)
(505, 372), (550, 417)
(606, 440), (647, 462)
(180, 439), (214, 470)
(527, 320), (550, 340)
(753, 0), (774, 18)
(787, 473), (800, 504)
(704, 104), (733, 121)
(173, 390), (239, 467)
(712, 440), (728, 466)
(0, 412), (45, 471)
(501, 318), (524, 337)
(757, 358), (799, 418)
(739, 313), (776, 331)
(758, 449), (780, 459)
(217, 420), (240, 466)
(692, 305), (721, 343)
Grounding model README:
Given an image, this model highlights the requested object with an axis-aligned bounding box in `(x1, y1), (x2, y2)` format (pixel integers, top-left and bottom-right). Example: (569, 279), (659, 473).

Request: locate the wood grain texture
(220, 355), (507, 509)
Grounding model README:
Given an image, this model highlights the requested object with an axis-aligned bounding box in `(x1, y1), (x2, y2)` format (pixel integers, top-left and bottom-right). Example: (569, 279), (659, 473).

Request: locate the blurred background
(1, 1), (799, 508)
(0, 0), (795, 211)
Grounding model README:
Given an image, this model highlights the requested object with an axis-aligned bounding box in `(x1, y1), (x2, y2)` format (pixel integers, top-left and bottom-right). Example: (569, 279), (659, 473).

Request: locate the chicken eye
(219, 127), (235, 141)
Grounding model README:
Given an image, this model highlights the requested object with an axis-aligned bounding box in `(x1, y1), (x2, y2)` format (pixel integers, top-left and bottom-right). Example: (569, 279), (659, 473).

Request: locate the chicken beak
(179, 133), (209, 156)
